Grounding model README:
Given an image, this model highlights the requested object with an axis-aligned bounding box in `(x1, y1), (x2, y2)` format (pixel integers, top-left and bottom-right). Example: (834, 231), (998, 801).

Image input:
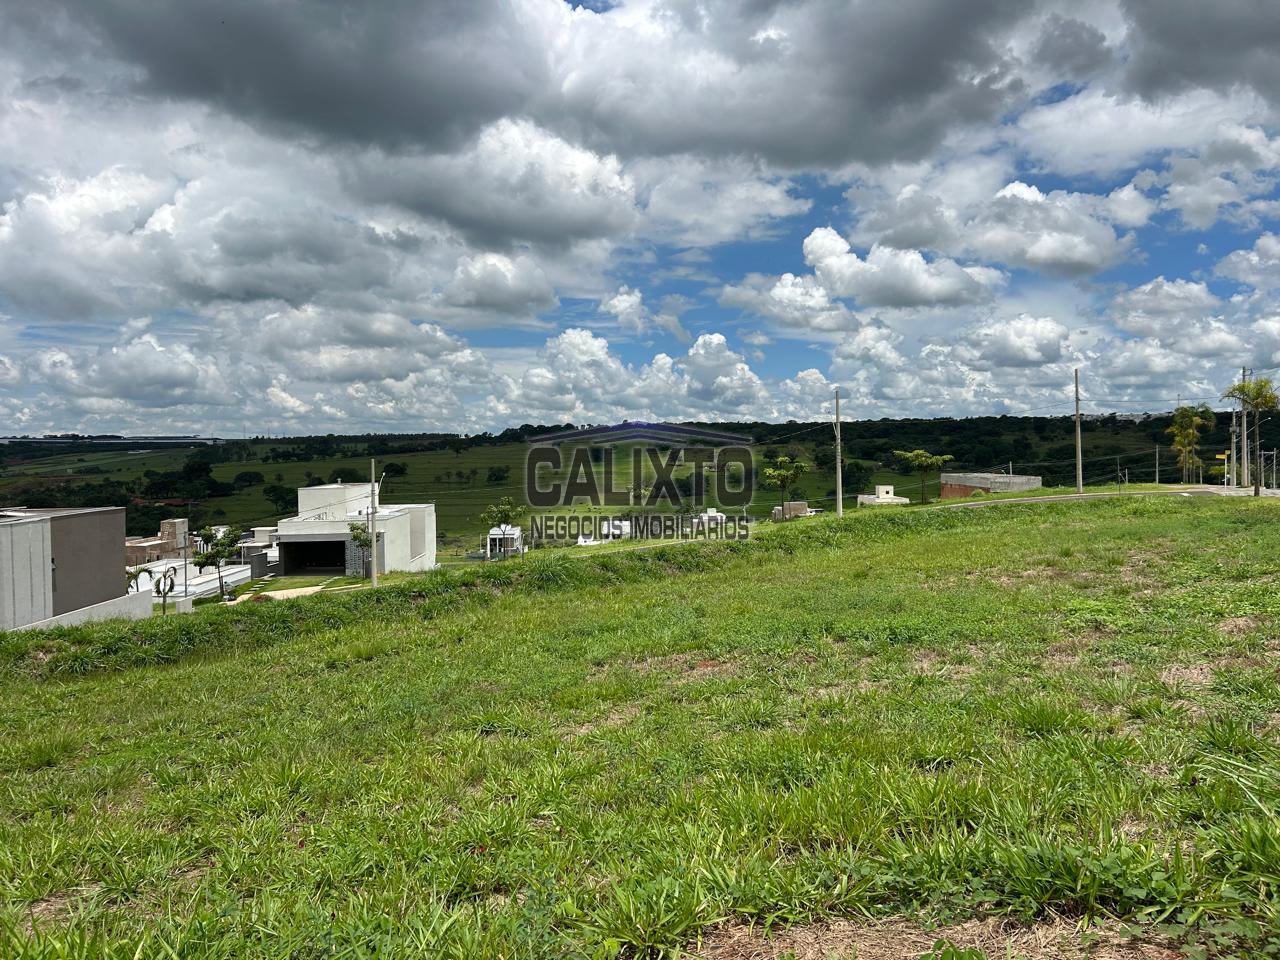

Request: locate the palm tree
(125, 567), (152, 594)
(1224, 376), (1280, 496)
(1166, 404), (1214, 484)
(892, 449), (954, 504)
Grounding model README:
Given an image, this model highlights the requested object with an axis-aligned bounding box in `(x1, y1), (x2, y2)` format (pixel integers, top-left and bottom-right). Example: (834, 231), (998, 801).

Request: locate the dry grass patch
(696, 916), (1179, 960)
(1217, 615), (1263, 636)
(567, 701), (646, 736)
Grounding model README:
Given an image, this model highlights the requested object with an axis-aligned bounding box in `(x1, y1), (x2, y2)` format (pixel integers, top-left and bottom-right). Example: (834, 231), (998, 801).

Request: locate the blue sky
(1, 0), (1279, 435)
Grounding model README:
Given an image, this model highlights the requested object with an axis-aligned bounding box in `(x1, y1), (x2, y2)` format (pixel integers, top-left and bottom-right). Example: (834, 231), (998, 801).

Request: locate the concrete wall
(0, 516), (53, 631)
(49, 507), (126, 615)
(15, 588), (152, 631)
(940, 473), (1043, 498)
(160, 518), (188, 547)
(380, 511), (411, 571)
(296, 483), (377, 519)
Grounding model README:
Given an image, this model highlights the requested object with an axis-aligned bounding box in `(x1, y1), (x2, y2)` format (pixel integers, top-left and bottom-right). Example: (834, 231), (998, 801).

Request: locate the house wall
(414, 505), (436, 570)
(296, 483), (377, 519)
(49, 508), (126, 616)
(0, 516), (53, 631)
(374, 506), (435, 572)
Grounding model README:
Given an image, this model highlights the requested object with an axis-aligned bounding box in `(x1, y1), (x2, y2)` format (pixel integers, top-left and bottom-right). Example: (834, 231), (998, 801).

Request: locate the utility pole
(1231, 409), (1239, 486)
(1074, 369), (1083, 493)
(1116, 455), (1122, 493)
(369, 458), (378, 588)
(1241, 367), (1250, 488)
(833, 386), (843, 517)
(1155, 444), (1159, 485)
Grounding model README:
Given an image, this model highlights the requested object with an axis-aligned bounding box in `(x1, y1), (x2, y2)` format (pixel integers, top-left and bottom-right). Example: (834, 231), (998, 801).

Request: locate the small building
(1, 506), (152, 630)
(770, 500), (810, 522)
(692, 508), (727, 532)
(601, 518), (632, 540)
(273, 482), (436, 576)
(125, 517), (189, 565)
(486, 524), (525, 560)
(857, 484), (910, 506)
(940, 473), (1042, 498)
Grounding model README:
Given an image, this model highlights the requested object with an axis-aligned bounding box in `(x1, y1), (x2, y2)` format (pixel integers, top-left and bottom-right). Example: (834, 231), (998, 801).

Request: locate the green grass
(2, 498), (1280, 957)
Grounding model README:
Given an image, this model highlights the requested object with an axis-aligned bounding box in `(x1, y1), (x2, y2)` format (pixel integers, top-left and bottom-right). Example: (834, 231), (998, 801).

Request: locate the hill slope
(3, 498), (1280, 957)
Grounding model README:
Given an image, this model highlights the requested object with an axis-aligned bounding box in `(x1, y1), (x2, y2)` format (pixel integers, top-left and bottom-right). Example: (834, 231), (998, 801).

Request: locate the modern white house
(273, 482), (436, 576)
(856, 484), (911, 506)
(486, 524), (525, 560)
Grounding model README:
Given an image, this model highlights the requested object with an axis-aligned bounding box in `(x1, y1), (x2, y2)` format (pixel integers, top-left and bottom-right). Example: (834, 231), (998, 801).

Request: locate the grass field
(2, 497), (1280, 957)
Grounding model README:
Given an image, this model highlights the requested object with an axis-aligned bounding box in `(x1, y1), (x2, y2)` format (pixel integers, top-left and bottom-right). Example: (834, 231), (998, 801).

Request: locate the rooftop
(1, 505), (124, 524)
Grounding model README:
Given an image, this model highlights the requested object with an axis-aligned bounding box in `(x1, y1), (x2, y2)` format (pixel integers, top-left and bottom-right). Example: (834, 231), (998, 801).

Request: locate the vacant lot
(1, 498), (1278, 958)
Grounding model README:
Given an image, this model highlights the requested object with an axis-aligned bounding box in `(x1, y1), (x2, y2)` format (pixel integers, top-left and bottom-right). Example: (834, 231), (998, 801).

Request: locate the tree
(892, 449), (954, 504)
(1224, 376), (1280, 496)
(348, 521), (374, 577)
(487, 464), (511, 483)
(194, 527), (242, 599)
(233, 470), (265, 488)
(328, 467), (364, 484)
(761, 456), (809, 507)
(125, 567), (152, 594)
(1165, 404), (1214, 484)
(384, 462), (408, 477)
(479, 497), (527, 559)
(844, 460), (875, 496)
(154, 566), (179, 615)
(263, 484), (298, 514)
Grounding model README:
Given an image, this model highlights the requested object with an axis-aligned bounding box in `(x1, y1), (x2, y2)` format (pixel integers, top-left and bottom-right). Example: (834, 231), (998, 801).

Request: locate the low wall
(940, 473), (1042, 498)
(14, 589), (153, 631)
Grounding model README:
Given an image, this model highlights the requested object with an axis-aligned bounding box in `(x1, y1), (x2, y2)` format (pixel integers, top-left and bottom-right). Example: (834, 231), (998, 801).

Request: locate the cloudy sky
(2, 0), (1279, 436)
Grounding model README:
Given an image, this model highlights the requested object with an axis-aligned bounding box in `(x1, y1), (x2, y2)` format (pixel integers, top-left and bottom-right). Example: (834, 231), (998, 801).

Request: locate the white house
(272, 482), (436, 576)
(691, 508), (726, 532)
(486, 524), (525, 560)
(856, 484), (911, 506)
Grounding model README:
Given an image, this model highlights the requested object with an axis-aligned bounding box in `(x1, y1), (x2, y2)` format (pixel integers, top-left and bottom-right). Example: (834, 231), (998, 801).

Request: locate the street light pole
(369, 458), (378, 588)
(1074, 369), (1083, 494)
(834, 386), (843, 518)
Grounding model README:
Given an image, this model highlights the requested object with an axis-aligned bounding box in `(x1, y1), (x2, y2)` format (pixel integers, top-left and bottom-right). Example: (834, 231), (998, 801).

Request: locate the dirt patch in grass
(1218, 615), (1263, 636)
(1161, 653), (1266, 688)
(697, 916), (1179, 959)
(568, 701), (645, 736)
(1160, 662), (1216, 687)
(911, 648), (976, 678)
(23, 883), (103, 932)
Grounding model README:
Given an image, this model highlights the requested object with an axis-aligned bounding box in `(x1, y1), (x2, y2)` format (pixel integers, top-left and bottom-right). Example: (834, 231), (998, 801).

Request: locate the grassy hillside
(3, 497), (1280, 957)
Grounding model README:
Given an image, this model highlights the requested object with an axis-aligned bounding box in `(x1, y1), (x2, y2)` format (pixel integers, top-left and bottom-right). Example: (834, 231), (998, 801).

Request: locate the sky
(1, 0), (1280, 436)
